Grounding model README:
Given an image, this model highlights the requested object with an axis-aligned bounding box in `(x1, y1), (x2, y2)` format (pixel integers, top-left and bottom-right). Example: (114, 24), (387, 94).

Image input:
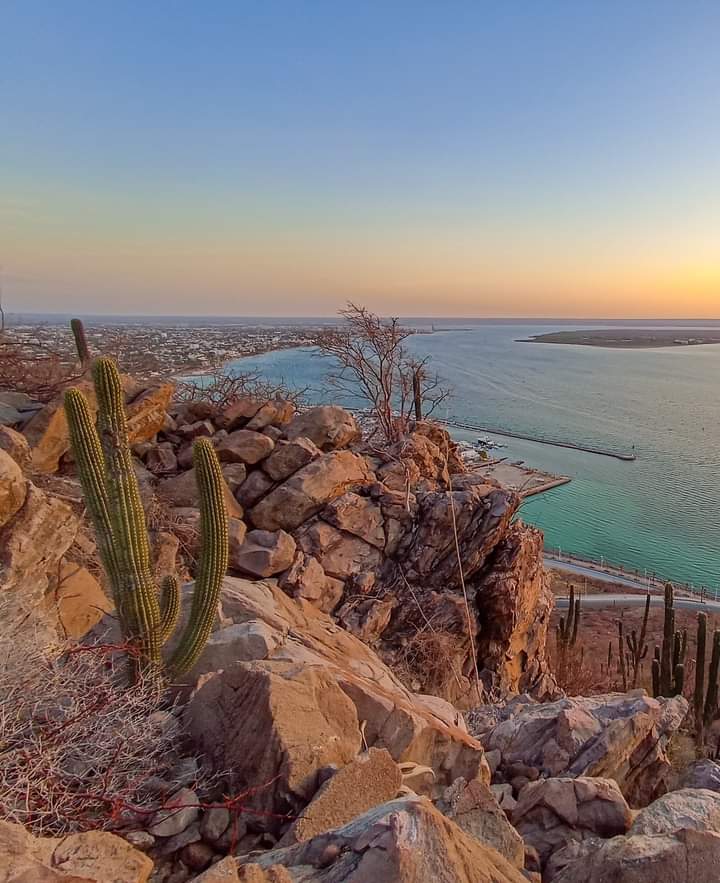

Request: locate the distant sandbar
(518, 329), (720, 349)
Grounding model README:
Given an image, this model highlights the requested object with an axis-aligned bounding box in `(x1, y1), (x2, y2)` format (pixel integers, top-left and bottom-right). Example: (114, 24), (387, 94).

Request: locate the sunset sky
(3, 2), (720, 318)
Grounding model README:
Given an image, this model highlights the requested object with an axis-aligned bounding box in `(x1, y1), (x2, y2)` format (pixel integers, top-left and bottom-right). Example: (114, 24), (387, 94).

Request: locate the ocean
(225, 321), (720, 590)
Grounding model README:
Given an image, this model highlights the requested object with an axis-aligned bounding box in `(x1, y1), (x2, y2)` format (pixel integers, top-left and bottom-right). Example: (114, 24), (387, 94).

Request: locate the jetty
(441, 418), (636, 462)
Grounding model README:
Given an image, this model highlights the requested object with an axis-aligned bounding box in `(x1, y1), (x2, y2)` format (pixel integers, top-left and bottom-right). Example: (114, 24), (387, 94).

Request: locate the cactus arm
(64, 388), (127, 626)
(167, 438), (228, 677)
(159, 574), (181, 645)
(674, 663), (685, 695)
(93, 358), (161, 664)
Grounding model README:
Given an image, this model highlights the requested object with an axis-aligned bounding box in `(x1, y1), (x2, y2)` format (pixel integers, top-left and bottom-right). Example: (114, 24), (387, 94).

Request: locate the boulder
(0, 482), (79, 627)
(235, 469), (275, 508)
(188, 578), (489, 792)
(176, 419), (215, 440)
(220, 395), (263, 430)
(148, 787), (200, 838)
(437, 778), (525, 868)
(468, 691), (689, 807)
(549, 828), (720, 883)
(145, 441), (178, 475)
(321, 492), (385, 549)
(245, 399), (295, 431)
(0, 425), (31, 468)
(295, 520), (382, 581)
(23, 379), (173, 474)
(185, 660), (363, 828)
(262, 437), (321, 482)
(511, 776), (632, 867)
(278, 552), (342, 613)
(0, 819), (153, 883)
(157, 467), (242, 518)
(0, 448), (26, 528)
(221, 463), (248, 493)
(250, 451), (373, 532)
(678, 759), (720, 792)
(279, 748), (402, 846)
(236, 796), (527, 882)
(49, 561), (113, 639)
(193, 857), (242, 881)
(229, 529), (297, 578)
(283, 405), (360, 451)
(629, 787), (720, 835)
(215, 430), (275, 465)
(336, 597), (396, 643)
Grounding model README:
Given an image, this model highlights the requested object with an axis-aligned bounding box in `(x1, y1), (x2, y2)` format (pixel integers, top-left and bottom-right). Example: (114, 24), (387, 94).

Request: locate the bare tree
(315, 303), (450, 443)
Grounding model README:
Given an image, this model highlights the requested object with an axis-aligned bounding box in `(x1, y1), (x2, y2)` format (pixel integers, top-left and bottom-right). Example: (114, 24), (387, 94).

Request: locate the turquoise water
(227, 323), (720, 590)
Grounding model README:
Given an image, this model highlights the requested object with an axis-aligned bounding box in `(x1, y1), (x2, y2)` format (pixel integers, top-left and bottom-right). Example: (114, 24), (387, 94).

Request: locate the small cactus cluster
(651, 583), (687, 697)
(625, 593), (650, 689)
(556, 585), (581, 684)
(70, 318), (91, 369)
(64, 357), (228, 678)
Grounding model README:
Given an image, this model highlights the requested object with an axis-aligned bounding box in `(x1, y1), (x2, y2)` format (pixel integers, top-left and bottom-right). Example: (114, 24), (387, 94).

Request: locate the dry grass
(0, 614), (196, 836)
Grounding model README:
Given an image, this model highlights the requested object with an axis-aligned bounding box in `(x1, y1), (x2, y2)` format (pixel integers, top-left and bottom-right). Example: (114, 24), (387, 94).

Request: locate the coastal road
(556, 593), (720, 614)
(544, 556), (658, 592)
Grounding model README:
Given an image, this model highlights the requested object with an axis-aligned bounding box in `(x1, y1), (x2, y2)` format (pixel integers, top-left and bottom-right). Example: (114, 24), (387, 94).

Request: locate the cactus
(695, 613), (708, 739)
(626, 592), (650, 688)
(64, 357), (228, 677)
(653, 583), (687, 697)
(556, 585), (581, 684)
(70, 318), (91, 369)
(617, 620), (628, 691)
(651, 655), (660, 697)
(704, 630), (720, 727)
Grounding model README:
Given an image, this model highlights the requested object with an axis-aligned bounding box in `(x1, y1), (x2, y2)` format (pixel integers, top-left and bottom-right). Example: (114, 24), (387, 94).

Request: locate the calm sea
(226, 322), (720, 590)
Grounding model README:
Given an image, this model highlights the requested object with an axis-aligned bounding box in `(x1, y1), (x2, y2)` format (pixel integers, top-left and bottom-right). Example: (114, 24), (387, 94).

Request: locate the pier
(440, 419), (636, 461)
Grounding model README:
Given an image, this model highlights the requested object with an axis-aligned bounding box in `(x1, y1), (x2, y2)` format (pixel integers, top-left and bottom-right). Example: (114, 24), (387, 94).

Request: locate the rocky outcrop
(0, 449), (26, 528)
(0, 819), (152, 883)
(511, 776), (631, 867)
(235, 796), (528, 882)
(629, 787), (720, 835)
(468, 691), (689, 807)
(183, 577), (489, 798)
(283, 405), (360, 451)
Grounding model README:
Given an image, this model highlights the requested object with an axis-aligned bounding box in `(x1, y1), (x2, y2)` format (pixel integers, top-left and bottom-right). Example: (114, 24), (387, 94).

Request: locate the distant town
(2, 318), (324, 379)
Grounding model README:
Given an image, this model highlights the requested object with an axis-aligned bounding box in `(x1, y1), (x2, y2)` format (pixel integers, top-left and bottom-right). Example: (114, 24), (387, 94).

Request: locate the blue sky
(2, 2), (720, 316)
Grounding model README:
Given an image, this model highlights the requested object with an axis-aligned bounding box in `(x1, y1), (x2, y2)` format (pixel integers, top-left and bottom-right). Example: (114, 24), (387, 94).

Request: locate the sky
(2, 2), (720, 319)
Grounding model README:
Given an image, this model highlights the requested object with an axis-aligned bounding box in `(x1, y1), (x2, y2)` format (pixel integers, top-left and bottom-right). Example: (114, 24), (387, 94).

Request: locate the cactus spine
(70, 318), (91, 369)
(556, 585), (581, 684)
(64, 357), (228, 676)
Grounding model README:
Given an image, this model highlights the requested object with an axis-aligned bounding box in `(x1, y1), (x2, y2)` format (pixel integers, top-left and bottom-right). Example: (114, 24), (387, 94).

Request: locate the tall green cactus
(654, 583), (686, 697)
(626, 592), (650, 688)
(64, 357), (228, 677)
(556, 585), (581, 684)
(70, 318), (91, 369)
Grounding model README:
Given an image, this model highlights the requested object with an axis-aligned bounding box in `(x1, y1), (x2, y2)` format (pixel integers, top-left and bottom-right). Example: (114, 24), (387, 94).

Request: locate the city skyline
(3, 2), (720, 318)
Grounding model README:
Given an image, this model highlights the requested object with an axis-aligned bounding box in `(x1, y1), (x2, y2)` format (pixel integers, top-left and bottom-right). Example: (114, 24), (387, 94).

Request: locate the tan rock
(262, 437), (321, 482)
(157, 468), (242, 518)
(0, 448), (26, 528)
(49, 561), (113, 639)
(0, 425), (31, 468)
(237, 796), (527, 882)
(511, 776), (631, 867)
(215, 430), (275, 465)
(0, 820), (152, 883)
(438, 778), (525, 868)
(279, 748), (402, 846)
(236, 470), (275, 508)
(192, 857), (241, 881)
(321, 492), (385, 549)
(145, 442), (177, 475)
(220, 395), (263, 430)
(250, 451), (373, 532)
(185, 660), (363, 827)
(283, 405), (360, 451)
(295, 520), (382, 581)
(221, 463), (247, 493)
(278, 552), (342, 613)
(229, 529), (296, 578)
(245, 399), (295, 431)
